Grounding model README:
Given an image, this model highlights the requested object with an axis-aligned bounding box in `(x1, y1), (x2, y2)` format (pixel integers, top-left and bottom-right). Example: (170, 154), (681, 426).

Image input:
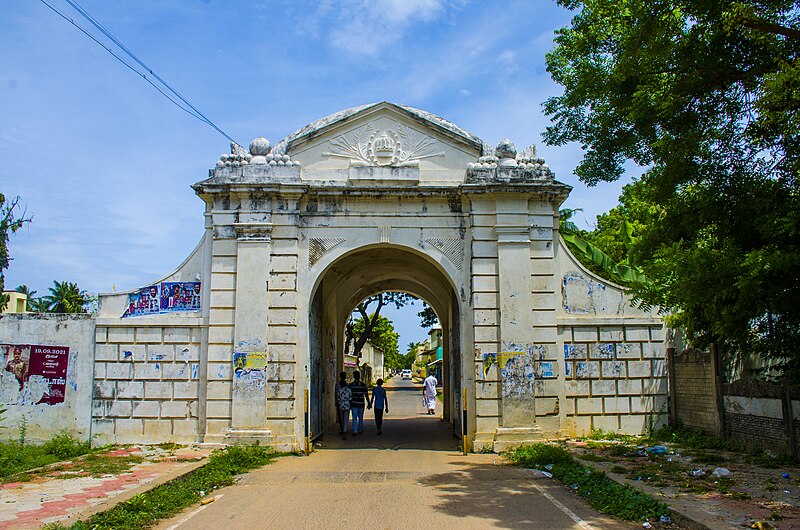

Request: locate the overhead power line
(39, 0), (240, 146)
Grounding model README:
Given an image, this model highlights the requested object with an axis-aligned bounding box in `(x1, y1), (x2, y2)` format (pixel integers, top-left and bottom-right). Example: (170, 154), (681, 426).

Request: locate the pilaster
(495, 196), (536, 426)
(229, 222), (274, 443)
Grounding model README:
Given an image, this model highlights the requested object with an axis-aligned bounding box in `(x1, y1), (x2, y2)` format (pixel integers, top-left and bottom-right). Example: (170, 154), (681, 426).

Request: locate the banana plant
(559, 209), (649, 286)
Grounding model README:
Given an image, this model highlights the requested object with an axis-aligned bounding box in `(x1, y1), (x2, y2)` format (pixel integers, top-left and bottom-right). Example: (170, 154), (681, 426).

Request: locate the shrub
(506, 443), (669, 522)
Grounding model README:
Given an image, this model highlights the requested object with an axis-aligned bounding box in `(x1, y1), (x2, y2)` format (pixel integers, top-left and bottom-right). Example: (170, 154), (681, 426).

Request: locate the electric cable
(39, 0), (240, 146)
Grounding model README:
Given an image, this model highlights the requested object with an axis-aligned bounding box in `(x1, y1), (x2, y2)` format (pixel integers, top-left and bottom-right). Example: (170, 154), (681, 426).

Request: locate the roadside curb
(577, 459), (731, 530)
(51, 457), (209, 528)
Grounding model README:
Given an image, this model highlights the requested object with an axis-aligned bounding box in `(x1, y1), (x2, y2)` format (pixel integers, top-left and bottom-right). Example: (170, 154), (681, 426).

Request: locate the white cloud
(314, 0), (446, 57)
(459, 88), (471, 96)
(496, 49), (519, 73)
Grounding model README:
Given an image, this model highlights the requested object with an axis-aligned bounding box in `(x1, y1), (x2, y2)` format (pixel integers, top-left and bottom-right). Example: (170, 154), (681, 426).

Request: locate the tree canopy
(546, 0), (800, 377)
(41, 280), (91, 314)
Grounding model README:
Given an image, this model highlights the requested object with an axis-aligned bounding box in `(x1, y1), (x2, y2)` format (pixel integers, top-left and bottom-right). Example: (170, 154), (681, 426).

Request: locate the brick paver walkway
(0, 447), (209, 529)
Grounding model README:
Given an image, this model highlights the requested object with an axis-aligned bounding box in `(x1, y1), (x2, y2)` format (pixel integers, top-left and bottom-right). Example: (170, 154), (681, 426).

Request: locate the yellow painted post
(462, 387), (468, 455)
(304, 389), (310, 456)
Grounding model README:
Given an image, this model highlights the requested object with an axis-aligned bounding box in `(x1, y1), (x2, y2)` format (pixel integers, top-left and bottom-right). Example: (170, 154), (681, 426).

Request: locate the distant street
(157, 377), (637, 529)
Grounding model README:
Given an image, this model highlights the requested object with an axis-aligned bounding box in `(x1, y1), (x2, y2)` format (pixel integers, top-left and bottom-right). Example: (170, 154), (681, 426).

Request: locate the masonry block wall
(263, 218), (300, 447)
(92, 321), (202, 444)
(561, 325), (666, 435)
(672, 348), (721, 434)
(723, 380), (800, 455)
(471, 199), (668, 449)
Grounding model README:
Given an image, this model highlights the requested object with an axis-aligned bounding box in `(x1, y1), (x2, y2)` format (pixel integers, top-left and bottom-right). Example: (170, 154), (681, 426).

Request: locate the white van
(401, 369), (412, 380)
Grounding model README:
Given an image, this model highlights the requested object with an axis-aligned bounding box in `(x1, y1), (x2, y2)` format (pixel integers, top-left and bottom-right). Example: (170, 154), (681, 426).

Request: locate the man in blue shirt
(368, 378), (389, 435)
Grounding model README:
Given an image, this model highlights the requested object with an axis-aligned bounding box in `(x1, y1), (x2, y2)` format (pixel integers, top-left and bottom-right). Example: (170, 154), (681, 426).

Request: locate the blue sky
(2, 1), (635, 346)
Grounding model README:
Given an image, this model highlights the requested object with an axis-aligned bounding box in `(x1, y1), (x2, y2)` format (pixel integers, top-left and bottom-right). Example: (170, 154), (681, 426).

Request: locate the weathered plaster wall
(81, 102), (669, 452)
(554, 239), (667, 438)
(471, 195), (566, 450)
(91, 319), (202, 444)
(0, 314), (95, 442)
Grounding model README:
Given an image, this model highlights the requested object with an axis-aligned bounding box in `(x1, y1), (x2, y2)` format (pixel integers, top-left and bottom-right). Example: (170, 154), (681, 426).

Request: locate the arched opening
(308, 245), (463, 448)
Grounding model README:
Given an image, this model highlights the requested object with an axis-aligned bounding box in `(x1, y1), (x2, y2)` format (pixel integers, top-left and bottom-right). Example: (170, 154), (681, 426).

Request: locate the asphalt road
(157, 378), (637, 529)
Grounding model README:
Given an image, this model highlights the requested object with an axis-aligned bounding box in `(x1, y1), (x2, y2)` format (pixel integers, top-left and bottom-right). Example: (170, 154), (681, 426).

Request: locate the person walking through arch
(423, 372), (438, 415)
(349, 370), (368, 436)
(368, 378), (389, 435)
(334, 372), (351, 440)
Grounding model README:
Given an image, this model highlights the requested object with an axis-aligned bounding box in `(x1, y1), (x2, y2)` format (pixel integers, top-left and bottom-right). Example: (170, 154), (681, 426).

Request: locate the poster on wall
(160, 282), (201, 313)
(233, 351), (267, 374)
(122, 281), (201, 318)
(123, 285), (161, 317)
(1, 343), (69, 405)
(1, 343), (31, 390)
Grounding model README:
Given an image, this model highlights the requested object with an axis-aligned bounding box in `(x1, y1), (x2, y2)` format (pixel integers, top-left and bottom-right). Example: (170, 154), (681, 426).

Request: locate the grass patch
(505, 443), (669, 522)
(646, 427), (728, 451)
(745, 449), (794, 468)
(609, 444), (637, 457)
(155, 442), (183, 451)
(0, 433), (93, 481)
(48, 444), (280, 530)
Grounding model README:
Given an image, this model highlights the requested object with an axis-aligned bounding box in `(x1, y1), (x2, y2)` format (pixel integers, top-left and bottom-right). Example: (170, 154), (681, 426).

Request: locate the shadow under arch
(307, 243), (465, 449)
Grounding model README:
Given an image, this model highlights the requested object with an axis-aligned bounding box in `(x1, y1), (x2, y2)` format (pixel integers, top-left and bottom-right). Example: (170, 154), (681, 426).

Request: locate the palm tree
(28, 297), (50, 313)
(41, 281), (89, 313)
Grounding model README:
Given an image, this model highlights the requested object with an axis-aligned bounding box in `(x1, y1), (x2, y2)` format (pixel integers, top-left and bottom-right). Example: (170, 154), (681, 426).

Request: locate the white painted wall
(0, 314), (95, 442)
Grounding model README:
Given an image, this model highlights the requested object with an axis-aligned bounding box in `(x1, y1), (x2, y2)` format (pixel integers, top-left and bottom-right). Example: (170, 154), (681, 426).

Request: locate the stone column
(230, 222), (273, 440)
(495, 196), (537, 427)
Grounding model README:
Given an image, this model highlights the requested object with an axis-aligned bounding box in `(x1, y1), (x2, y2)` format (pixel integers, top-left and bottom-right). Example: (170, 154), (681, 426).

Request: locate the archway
(308, 245), (463, 446)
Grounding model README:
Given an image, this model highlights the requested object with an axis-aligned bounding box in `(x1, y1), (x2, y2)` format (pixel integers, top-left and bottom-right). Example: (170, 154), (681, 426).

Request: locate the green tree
(351, 314), (399, 364)
(0, 195), (31, 311)
(344, 292), (411, 359)
(41, 280), (90, 313)
(417, 303), (439, 328)
(545, 0), (800, 376)
(403, 341), (421, 369)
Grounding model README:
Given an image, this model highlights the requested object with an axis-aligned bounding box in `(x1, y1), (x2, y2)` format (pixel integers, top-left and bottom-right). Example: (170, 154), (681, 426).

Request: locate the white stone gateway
(89, 102), (667, 451)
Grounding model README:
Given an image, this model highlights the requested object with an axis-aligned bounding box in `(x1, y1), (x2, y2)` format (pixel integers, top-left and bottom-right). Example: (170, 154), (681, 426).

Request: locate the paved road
(158, 378), (636, 529)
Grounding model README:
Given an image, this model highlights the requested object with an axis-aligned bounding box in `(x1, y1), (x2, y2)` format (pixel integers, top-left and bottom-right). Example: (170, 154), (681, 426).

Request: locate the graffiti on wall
(123, 281), (201, 318)
(0, 343), (69, 405)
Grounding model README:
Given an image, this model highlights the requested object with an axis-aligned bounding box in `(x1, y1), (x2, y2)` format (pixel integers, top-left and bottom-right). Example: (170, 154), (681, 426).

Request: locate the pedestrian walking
(349, 371), (368, 436)
(367, 378), (389, 435)
(334, 372), (351, 440)
(423, 373), (438, 415)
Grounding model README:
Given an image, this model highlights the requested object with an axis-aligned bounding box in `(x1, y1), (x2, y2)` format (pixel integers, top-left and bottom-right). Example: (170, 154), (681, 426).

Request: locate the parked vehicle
(401, 369), (412, 380)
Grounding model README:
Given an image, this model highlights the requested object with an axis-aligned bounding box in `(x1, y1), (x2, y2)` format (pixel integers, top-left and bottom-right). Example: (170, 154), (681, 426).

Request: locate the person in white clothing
(422, 373), (438, 415)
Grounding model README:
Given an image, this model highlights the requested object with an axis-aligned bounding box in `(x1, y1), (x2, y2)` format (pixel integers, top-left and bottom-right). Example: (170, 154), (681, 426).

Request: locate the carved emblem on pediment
(324, 124), (444, 167)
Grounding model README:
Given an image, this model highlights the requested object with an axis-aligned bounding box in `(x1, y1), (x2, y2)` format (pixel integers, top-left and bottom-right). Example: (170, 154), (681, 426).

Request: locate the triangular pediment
(274, 102), (485, 179)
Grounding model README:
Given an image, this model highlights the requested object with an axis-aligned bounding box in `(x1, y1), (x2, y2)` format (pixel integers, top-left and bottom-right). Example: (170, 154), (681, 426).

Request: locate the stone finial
(249, 137), (272, 165)
(495, 139), (516, 159)
(495, 139), (517, 167)
(249, 137), (271, 156)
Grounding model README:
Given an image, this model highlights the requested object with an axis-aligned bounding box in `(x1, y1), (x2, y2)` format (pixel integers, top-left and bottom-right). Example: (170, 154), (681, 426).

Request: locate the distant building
(415, 326), (443, 382)
(1, 291), (27, 314)
(344, 340), (384, 384)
